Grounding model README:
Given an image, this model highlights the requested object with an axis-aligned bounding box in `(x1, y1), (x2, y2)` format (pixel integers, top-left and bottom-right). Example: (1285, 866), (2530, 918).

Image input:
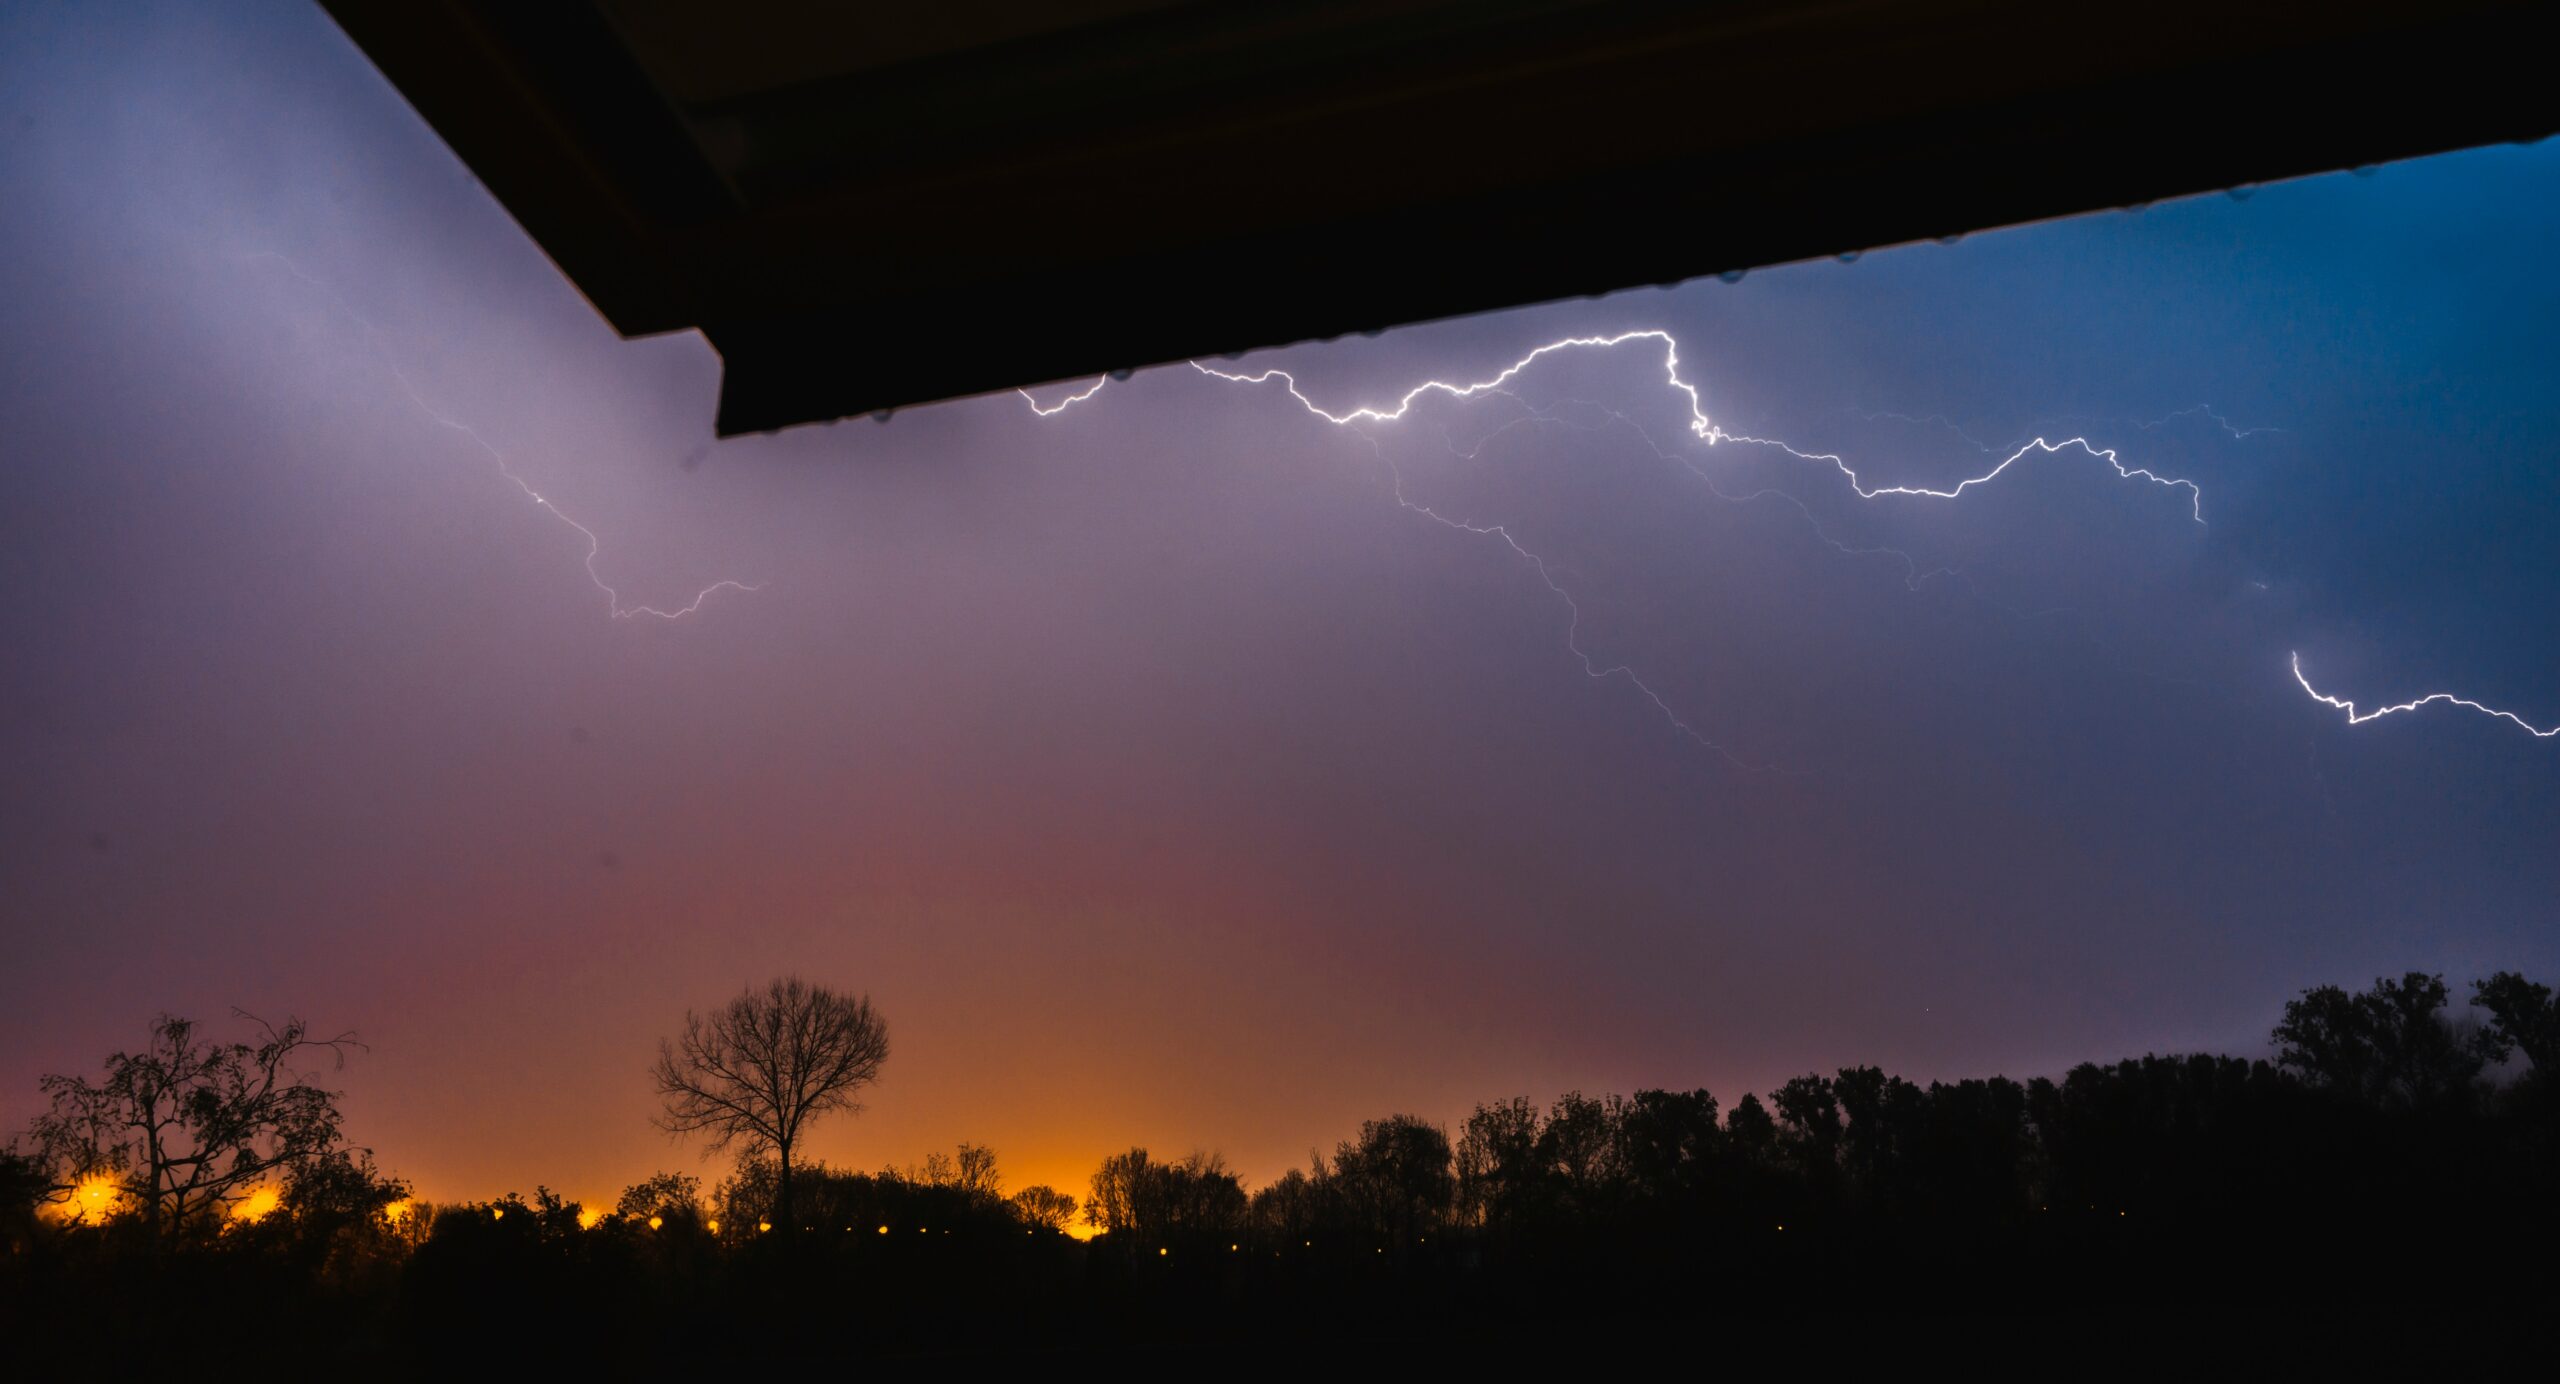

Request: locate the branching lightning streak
(1023, 329), (2208, 762)
(1041, 331), (2558, 755)
(1180, 353), (1744, 763)
(1018, 377), (1111, 415)
(1712, 429), (2206, 523)
(1181, 330), (2207, 522)
(2291, 653), (2559, 739)
(252, 254), (758, 620)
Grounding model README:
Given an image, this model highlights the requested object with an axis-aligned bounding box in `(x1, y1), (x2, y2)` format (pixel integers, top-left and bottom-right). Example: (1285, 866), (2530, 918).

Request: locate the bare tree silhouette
(651, 978), (889, 1231)
(31, 1011), (359, 1235)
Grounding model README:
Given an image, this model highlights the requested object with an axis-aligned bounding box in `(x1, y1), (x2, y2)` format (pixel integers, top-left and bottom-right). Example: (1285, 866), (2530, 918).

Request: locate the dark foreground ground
(6, 1207), (2550, 1375)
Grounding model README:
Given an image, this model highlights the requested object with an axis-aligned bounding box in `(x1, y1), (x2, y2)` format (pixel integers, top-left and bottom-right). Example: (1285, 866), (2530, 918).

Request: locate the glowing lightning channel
(1018, 377), (1112, 415)
(251, 254), (758, 621)
(1182, 330), (2208, 523)
(2291, 653), (2560, 740)
(1023, 329), (2208, 763)
(1713, 429), (2205, 523)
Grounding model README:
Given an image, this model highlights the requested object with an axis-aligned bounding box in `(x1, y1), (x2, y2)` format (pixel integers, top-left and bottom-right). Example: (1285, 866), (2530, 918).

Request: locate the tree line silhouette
(4, 970), (2554, 1366)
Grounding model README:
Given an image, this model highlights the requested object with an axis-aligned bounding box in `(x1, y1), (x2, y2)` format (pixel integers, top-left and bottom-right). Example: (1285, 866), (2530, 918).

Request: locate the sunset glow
(54, 1174), (125, 1223)
(230, 1186), (281, 1224)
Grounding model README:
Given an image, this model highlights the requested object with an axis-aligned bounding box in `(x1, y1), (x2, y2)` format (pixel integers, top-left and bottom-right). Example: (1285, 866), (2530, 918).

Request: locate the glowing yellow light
(382, 1199), (415, 1225)
(1229, 1244), (1238, 1252)
(230, 1186), (282, 1224)
(1158, 1247), (1168, 1256)
(577, 1206), (606, 1231)
(757, 1220), (771, 1233)
(56, 1173), (125, 1222)
(491, 1207), (505, 1221)
(707, 1219), (720, 1233)
(648, 1215), (663, 1231)
(877, 1225), (889, 1234)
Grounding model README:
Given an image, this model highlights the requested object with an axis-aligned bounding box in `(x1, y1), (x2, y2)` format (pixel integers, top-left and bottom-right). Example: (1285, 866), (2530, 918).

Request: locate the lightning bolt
(250, 254), (758, 620)
(1176, 331), (2206, 522)
(1712, 428), (2205, 522)
(1025, 329), (2207, 760)
(1018, 377), (1112, 415)
(2291, 652), (2559, 739)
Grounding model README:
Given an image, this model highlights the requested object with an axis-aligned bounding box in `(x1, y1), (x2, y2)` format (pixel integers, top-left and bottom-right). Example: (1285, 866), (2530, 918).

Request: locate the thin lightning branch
(2291, 653), (2559, 739)
(249, 253), (758, 621)
(1018, 377), (1112, 415)
(1844, 408), (2001, 455)
(2131, 403), (2282, 439)
(1452, 390), (1960, 590)
(1712, 429), (2206, 523)
(1352, 424), (1762, 770)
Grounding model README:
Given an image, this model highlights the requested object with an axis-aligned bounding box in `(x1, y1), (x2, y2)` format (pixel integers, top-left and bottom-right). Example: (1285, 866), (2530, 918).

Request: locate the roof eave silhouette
(318, 0), (2559, 436)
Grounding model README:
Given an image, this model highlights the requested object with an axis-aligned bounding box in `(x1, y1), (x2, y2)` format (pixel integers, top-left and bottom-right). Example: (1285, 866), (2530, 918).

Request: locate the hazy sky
(4, 2), (2556, 1208)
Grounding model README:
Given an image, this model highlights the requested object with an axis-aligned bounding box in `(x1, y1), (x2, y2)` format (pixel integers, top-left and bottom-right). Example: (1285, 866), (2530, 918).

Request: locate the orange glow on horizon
(230, 1186), (282, 1224)
(577, 1205), (607, 1230)
(54, 1173), (126, 1223)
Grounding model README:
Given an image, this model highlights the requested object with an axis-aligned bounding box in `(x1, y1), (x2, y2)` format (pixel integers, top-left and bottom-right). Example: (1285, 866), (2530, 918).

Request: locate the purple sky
(3, 2), (2556, 1206)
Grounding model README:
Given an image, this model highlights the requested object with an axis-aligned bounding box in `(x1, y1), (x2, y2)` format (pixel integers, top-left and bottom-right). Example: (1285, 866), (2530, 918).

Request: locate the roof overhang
(318, 0), (2559, 435)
